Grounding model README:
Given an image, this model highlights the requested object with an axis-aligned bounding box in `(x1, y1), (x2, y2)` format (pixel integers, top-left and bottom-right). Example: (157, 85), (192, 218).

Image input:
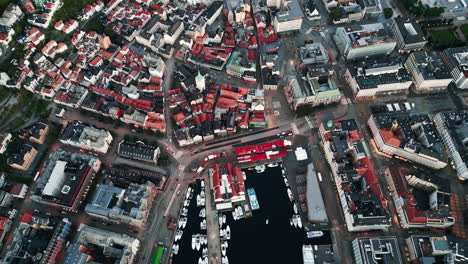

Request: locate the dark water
(172, 180), (207, 264)
(223, 165), (331, 264)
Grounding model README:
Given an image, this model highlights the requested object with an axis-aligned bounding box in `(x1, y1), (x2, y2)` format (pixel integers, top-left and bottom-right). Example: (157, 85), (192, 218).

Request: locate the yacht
(196, 194), (201, 207)
(198, 257), (204, 264)
(226, 225), (231, 240)
(287, 188), (293, 202)
(186, 187), (192, 199)
(296, 215), (303, 229)
(181, 207), (188, 216)
(196, 234), (201, 251)
(222, 256), (229, 264)
(290, 218), (293, 226)
(292, 216), (298, 228)
(237, 206), (244, 219)
(222, 214), (226, 224)
(172, 244), (179, 255)
(184, 199), (190, 207)
(201, 219), (207, 230)
(232, 210), (238, 221)
(192, 235), (196, 250)
(203, 234), (207, 245)
(266, 219), (269, 225)
(201, 180), (205, 188)
(200, 189), (205, 199)
(284, 177), (289, 187)
(242, 171), (247, 180)
(180, 217), (187, 229)
(201, 196), (205, 206)
(202, 248), (208, 258)
(219, 215), (224, 226)
(175, 230), (183, 241)
(293, 203), (298, 214)
(267, 162), (278, 167)
(199, 208), (205, 218)
(307, 231), (324, 238)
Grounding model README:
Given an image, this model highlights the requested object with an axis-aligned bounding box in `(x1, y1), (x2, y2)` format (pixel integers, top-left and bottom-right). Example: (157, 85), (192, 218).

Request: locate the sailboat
(226, 225), (231, 240)
(287, 188), (293, 202)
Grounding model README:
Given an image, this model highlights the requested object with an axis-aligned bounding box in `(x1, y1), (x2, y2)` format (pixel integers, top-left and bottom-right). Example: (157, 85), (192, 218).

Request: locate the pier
(205, 173), (222, 264)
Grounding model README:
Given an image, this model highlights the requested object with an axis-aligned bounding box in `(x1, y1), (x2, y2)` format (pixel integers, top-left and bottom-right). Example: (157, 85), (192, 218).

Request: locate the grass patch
(461, 24), (468, 39)
(50, 0), (95, 26)
(0, 0), (10, 14)
(431, 30), (458, 43)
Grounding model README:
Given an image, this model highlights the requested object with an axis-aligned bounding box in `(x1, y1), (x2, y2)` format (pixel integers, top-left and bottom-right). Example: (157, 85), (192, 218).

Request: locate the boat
(226, 225), (231, 240)
(255, 165), (266, 173)
(186, 187), (192, 199)
(221, 242), (227, 256)
(219, 215), (223, 226)
(237, 206), (244, 219)
(201, 196), (205, 206)
(202, 248), (208, 258)
(242, 171), (247, 180)
(248, 188), (260, 210)
(198, 257), (203, 264)
(180, 217), (187, 229)
(180, 207), (188, 216)
(267, 162), (278, 167)
(201, 180), (205, 188)
(296, 215), (303, 229)
(282, 169), (286, 176)
(200, 189), (205, 198)
(192, 235), (196, 250)
(290, 218), (293, 226)
(222, 256), (229, 264)
(203, 234), (207, 245)
(287, 188), (293, 202)
(200, 219), (206, 230)
(220, 228), (225, 238)
(303, 245), (314, 264)
(222, 214), (226, 224)
(293, 203), (298, 214)
(196, 234), (201, 251)
(175, 230), (183, 241)
(199, 208), (206, 218)
(292, 216), (298, 228)
(203, 257), (208, 264)
(284, 177), (289, 187)
(172, 244), (179, 255)
(307, 231), (324, 238)
(196, 194), (201, 207)
(266, 219), (269, 224)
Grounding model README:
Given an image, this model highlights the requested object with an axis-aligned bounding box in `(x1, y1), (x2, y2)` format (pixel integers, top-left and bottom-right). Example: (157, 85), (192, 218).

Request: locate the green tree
(426, 7), (444, 17)
(384, 8), (394, 19)
(329, 8), (341, 22)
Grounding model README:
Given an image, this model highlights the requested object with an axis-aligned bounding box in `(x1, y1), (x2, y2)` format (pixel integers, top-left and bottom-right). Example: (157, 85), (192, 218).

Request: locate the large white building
(405, 51), (453, 94)
(333, 23), (397, 60)
(344, 58), (412, 101)
(60, 122), (113, 153)
(441, 46), (468, 90)
(368, 110), (448, 169)
(352, 237), (403, 264)
(273, 0), (304, 33)
(433, 111), (468, 181)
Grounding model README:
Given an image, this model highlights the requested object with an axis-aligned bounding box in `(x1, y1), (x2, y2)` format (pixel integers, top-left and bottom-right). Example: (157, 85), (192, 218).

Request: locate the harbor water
(223, 165), (331, 264)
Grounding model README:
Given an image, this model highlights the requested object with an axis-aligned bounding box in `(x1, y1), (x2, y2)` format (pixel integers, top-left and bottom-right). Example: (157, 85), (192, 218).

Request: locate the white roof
(295, 147), (308, 161)
(43, 160), (67, 197)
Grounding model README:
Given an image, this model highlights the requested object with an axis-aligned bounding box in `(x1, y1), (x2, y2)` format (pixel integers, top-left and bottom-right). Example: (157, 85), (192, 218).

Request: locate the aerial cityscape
(0, 0), (466, 263)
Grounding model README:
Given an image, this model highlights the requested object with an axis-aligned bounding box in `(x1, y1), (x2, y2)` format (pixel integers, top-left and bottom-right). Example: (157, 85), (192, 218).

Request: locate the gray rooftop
(306, 163), (328, 223)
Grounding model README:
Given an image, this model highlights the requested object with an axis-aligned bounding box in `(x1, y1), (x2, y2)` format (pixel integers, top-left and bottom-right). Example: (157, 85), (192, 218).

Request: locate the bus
(151, 243), (165, 264)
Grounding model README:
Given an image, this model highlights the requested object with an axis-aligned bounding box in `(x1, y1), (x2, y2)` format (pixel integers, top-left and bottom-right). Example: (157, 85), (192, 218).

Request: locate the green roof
(151, 246), (165, 264)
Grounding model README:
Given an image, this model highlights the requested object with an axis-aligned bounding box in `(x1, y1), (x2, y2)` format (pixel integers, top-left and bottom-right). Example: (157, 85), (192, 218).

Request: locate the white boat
(196, 234), (201, 251)
(232, 210), (238, 220)
(266, 219), (269, 224)
(199, 208), (205, 218)
(296, 215), (303, 229)
(284, 177), (289, 187)
(222, 256), (229, 264)
(307, 231), (324, 238)
(203, 234), (207, 245)
(220, 228), (225, 238)
(180, 207), (188, 216)
(202, 248), (208, 258)
(226, 225), (231, 240)
(184, 199), (190, 207)
(219, 215), (223, 226)
(290, 218), (293, 226)
(196, 194), (201, 207)
(201, 180), (205, 188)
(221, 242), (227, 256)
(255, 165), (266, 173)
(203, 257), (209, 264)
(293, 203), (298, 214)
(200, 189), (205, 198)
(287, 188), (293, 202)
(186, 187), (192, 199)
(201, 196), (205, 206)
(292, 216), (298, 228)
(267, 162), (278, 167)
(242, 171), (247, 180)
(237, 206), (244, 218)
(172, 244), (179, 255)
(192, 235), (196, 250)
(201, 219), (207, 230)
(222, 214), (226, 224)
(175, 230), (183, 241)
(198, 257), (203, 264)
(282, 169), (286, 176)
(224, 240), (228, 248)
(181, 217), (187, 229)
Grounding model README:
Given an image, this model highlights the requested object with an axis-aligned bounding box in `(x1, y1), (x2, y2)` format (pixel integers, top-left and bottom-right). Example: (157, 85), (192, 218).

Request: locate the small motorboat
(184, 199), (190, 207)
(203, 234), (207, 245)
(198, 257), (203, 264)
(180, 217), (187, 229)
(222, 214), (226, 224)
(219, 215), (223, 226)
(293, 203), (298, 214)
(200, 219), (207, 230)
(196, 234), (201, 251)
(296, 215), (303, 229)
(201, 180), (205, 188)
(282, 169), (286, 176)
(237, 206), (244, 219)
(232, 210), (238, 221)
(196, 194), (202, 207)
(192, 235), (196, 250)
(199, 208), (206, 218)
(255, 165), (266, 173)
(180, 207), (188, 216)
(242, 171), (247, 180)
(290, 218), (293, 226)
(186, 187), (192, 199)
(226, 225), (231, 240)
(201, 196), (205, 206)
(307, 231), (324, 238)
(222, 256), (229, 264)
(284, 177), (289, 187)
(266, 219), (269, 225)
(202, 248), (208, 258)
(175, 230), (183, 241)
(292, 216), (298, 228)
(172, 244), (179, 255)
(221, 241), (227, 256)
(287, 188), (293, 202)
(200, 189), (205, 198)
(267, 162), (278, 167)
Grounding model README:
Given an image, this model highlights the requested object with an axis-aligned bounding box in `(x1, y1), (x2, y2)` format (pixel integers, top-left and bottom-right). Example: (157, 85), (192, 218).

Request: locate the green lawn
(461, 24), (468, 39)
(431, 30), (458, 43)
